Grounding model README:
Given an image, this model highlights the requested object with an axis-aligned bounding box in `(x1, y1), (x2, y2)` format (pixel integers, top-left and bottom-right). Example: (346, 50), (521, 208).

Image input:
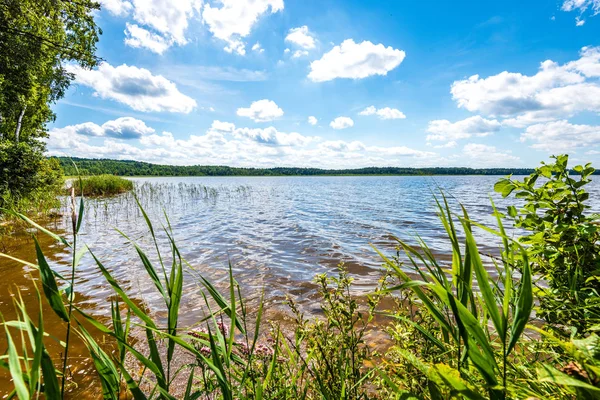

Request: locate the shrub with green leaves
(0, 142), (64, 215)
(495, 154), (600, 334)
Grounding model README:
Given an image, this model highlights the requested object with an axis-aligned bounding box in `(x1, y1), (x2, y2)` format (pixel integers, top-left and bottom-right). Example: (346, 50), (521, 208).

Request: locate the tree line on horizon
(57, 157), (550, 177)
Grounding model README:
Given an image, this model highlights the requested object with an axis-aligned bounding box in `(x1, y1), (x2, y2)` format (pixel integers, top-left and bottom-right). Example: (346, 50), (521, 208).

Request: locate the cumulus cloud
(450, 46), (600, 124)
(66, 62), (197, 113)
(359, 106), (406, 120)
(202, 0), (284, 55)
(102, 0), (202, 52)
(100, 0), (133, 16)
(47, 120), (435, 168)
(292, 50), (309, 58)
(462, 143), (519, 166)
(236, 99), (284, 122)
(50, 117), (155, 141)
(210, 120), (236, 132)
(330, 117), (354, 130)
(103, 0), (282, 55)
(251, 42), (265, 53)
(308, 39), (406, 82)
(520, 120), (600, 151)
(233, 127), (317, 146)
(431, 141), (458, 149)
(308, 116), (317, 125)
(124, 23), (172, 54)
(426, 116), (501, 143)
(285, 26), (316, 49)
(561, 0), (600, 25)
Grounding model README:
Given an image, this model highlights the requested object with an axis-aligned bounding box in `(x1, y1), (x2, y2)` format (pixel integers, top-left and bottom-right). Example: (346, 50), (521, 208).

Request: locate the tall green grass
(1, 173), (599, 398)
(69, 175), (133, 196)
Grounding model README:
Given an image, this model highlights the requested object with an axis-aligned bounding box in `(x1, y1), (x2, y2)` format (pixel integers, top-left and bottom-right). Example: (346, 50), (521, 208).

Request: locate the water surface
(2, 175), (599, 397)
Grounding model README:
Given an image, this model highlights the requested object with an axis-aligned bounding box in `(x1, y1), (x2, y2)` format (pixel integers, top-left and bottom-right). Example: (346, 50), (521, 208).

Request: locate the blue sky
(47, 0), (600, 168)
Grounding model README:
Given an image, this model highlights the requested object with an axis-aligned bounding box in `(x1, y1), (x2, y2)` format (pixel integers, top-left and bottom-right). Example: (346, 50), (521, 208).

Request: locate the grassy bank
(69, 174), (134, 196)
(1, 155), (599, 399)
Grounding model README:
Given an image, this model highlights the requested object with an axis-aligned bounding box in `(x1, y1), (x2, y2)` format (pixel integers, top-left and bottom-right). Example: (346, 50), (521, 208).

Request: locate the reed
(69, 175), (133, 196)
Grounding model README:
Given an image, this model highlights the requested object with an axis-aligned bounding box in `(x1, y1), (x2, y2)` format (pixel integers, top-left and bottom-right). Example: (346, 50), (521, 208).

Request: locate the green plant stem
(60, 194), (78, 397)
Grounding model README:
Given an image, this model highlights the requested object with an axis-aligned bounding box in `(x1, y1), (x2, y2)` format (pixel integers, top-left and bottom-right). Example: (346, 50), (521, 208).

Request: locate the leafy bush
(70, 174), (134, 196)
(495, 154), (600, 334)
(0, 141), (63, 215)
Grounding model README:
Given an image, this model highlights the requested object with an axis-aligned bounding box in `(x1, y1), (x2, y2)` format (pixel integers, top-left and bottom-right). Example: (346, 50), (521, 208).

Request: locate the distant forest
(56, 157), (544, 177)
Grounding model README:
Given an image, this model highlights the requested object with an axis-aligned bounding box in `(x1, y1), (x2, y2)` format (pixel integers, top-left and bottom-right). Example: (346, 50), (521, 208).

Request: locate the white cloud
(236, 99), (284, 122)
(450, 47), (600, 124)
(49, 117), (155, 140)
(233, 127), (317, 146)
(431, 141), (458, 149)
(462, 143), (519, 166)
(47, 119), (436, 168)
(562, 0), (600, 25)
(520, 120), (600, 151)
(292, 50), (309, 58)
(124, 23), (172, 54)
(66, 62), (197, 113)
(102, 0), (202, 52)
(285, 26), (316, 49)
(284, 48), (290, 54)
(211, 120), (236, 132)
(330, 116), (354, 130)
(426, 116), (501, 142)
(202, 0), (284, 55)
(100, 0), (133, 16)
(359, 106), (406, 120)
(308, 39), (406, 82)
(308, 116), (317, 125)
(251, 42), (265, 53)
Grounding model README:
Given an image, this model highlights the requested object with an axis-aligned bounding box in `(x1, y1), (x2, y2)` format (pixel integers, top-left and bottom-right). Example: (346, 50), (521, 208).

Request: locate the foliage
(495, 154), (600, 334)
(58, 157), (540, 177)
(0, 142), (63, 214)
(375, 196), (540, 400)
(70, 174), (134, 196)
(1, 156), (599, 399)
(287, 270), (375, 399)
(0, 0), (100, 143)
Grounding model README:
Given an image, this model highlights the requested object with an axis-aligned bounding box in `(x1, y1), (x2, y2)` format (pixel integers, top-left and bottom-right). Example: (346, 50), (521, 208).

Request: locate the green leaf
(538, 364), (600, 392)
(461, 218), (505, 341)
(493, 179), (516, 197)
(3, 318), (29, 400)
(34, 237), (69, 322)
(507, 249), (533, 355)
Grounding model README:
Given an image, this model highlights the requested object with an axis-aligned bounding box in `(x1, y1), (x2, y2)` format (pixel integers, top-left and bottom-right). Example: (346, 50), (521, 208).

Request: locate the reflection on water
(2, 175), (599, 397)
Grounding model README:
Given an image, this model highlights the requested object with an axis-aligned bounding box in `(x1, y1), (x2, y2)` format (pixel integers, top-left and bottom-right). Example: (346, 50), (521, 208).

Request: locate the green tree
(495, 155), (600, 334)
(0, 0), (101, 143)
(0, 0), (101, 211)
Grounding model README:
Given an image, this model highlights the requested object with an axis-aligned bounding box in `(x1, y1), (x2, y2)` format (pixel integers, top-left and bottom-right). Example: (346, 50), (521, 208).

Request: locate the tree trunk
(15, 105), (26, 143)
(0, 112), (3, 140)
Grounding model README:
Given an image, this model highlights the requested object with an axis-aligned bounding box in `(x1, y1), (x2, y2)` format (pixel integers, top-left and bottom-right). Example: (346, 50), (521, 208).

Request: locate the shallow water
(2, 175), (599, 397)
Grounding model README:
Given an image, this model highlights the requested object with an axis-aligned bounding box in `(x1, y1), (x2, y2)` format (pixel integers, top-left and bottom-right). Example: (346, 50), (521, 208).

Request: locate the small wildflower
(255, 343), (274, 358)
(237, 342), (250, 356)
(199, 346), (211, 358)
(217, 321), (230, 337)
(189, 327), (208, 339)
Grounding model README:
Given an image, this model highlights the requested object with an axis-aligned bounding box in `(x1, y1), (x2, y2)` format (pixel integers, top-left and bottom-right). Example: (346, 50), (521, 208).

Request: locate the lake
(2, 175), (599, 397)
